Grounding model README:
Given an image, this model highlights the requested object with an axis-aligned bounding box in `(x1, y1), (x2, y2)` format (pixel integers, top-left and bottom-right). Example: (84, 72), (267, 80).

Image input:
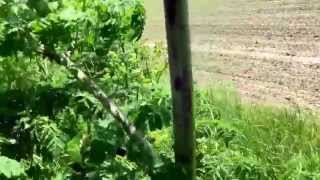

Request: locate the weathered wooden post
(163, 0), (195, 179)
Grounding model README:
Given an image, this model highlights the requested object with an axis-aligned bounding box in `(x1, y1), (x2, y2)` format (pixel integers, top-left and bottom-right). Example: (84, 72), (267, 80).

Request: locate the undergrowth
(150, 85), (320, 179)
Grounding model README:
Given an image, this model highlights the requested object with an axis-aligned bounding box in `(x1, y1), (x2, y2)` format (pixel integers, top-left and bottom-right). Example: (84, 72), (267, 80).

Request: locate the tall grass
(195, 85), (320, 179)
(152, 84), (320, 179)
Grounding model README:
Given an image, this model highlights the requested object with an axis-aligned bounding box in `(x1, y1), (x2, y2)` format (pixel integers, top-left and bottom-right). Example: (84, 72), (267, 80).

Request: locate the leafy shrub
(0, 0), (170, 179)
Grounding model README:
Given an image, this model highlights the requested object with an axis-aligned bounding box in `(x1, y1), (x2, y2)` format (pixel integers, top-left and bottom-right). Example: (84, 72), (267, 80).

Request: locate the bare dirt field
(143, 0), (320, 109)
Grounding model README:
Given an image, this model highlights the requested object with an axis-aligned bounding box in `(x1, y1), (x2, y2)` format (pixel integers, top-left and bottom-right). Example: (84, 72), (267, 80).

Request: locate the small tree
(0, 0), (156, 177)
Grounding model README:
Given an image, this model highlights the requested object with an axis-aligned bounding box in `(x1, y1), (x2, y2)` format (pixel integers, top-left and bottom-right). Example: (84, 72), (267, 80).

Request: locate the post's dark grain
(163, 0), (195, 179)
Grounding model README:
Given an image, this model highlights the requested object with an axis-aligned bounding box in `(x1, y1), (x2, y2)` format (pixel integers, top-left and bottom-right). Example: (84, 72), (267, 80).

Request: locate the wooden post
(163, 0), (195, 179)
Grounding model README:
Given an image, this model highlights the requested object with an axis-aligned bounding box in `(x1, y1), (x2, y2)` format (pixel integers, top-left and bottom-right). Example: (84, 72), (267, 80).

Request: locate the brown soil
(143, 0), (320, 109)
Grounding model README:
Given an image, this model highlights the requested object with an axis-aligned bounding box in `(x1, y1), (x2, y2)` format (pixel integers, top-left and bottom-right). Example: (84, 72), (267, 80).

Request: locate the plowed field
(143, 0), (320, 109)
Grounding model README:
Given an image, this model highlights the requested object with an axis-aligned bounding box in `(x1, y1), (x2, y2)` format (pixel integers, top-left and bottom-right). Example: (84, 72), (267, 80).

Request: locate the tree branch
(38, 47), (156, 169)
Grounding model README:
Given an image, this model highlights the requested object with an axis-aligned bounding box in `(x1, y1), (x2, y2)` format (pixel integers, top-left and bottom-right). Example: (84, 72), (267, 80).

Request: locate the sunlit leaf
(0, 156), (25, 178)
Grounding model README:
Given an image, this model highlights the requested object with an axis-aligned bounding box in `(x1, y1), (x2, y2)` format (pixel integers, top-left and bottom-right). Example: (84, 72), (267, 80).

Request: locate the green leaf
(0, 156), (25, 178)
(66, 134), (82, 163)
(0, 1), (5, 6)
(0, 135), (16, 145)
(48, 2), (59, 11)
(59, 7), (83, 21)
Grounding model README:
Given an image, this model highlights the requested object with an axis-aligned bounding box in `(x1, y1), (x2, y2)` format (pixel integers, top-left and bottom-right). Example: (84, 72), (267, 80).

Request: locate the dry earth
(143, 0), (320, 109)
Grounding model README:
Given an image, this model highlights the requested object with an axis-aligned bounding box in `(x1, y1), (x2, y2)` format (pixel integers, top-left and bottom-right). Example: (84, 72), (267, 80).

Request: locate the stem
(121, 43), (129, 90)
(82, 0), (87, 11)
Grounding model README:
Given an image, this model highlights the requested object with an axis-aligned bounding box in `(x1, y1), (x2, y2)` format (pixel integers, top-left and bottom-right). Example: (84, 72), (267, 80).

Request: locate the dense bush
(0, 0), (170, 179)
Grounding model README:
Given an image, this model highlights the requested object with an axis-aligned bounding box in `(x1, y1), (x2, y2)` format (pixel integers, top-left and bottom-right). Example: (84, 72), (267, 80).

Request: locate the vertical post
(163, 0), (195, 179)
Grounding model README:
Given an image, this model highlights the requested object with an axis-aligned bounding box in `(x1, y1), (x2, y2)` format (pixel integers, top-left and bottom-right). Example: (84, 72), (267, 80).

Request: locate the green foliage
(196, 86), (320, 179)
(0, 0), (171, 178)
(152, 85), (320, 179)
(0, 0), (145, 55)
(20, 116), (67, 158)
(1, 0), (320, 179)
(0, 156), (25, 179)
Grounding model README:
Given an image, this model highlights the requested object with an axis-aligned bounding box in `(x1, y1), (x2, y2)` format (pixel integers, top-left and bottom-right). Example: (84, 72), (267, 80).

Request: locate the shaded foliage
(0, 0), (171, 179)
